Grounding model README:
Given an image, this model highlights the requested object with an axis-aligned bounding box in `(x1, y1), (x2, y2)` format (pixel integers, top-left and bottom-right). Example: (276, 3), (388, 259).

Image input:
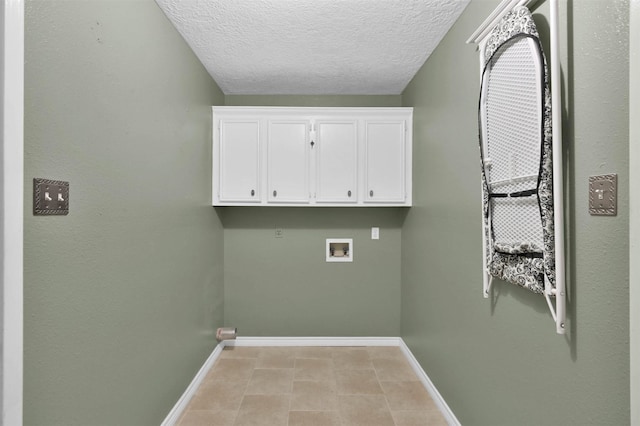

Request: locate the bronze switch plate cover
(33, 178), (69, 215)
(589, 174), (617, 216)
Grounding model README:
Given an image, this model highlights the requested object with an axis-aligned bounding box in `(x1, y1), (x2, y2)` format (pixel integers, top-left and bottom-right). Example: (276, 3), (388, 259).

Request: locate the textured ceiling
(156, 0), (470, 95)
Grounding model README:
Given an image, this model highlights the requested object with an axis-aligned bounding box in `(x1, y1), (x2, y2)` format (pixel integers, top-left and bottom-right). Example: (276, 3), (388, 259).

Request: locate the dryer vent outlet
(216, 327), (237, 341)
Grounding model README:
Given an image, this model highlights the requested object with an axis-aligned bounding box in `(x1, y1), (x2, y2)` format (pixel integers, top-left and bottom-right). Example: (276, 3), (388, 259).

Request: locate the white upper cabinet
(212, 107), (412, 207)
(268, 120), (310, 203)
(365, 121), (406, 203)
(315, 121), (358, 203)
(217, 119), (261, 203)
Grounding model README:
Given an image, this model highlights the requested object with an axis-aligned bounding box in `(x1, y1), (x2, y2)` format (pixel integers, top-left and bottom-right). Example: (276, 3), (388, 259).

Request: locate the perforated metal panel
(491, 197), (543, 245)
(481, 36), (544, 248)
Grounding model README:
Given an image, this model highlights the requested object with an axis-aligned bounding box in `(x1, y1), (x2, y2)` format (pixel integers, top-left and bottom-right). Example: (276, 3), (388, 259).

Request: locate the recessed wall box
(326, 238), (353, 262)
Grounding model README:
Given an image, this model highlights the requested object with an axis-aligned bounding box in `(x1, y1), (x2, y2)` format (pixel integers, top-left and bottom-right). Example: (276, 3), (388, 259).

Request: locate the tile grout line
(371, 355), (399, 426)
(227, 343), (255, 426)
(172, 341), (451, 426)
(286, 354), (292, 426)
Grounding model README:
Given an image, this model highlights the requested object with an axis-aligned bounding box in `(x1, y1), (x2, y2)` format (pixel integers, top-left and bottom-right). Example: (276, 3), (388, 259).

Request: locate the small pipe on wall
(216, 327), (237, 341)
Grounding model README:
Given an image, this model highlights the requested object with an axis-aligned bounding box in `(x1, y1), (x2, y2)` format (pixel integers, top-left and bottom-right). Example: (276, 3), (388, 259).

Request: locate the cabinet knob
(369, 190), (374, 197)
(251, 189), (255, 196)
(273, 190), (277, 197)
(348, 190), (352, 197)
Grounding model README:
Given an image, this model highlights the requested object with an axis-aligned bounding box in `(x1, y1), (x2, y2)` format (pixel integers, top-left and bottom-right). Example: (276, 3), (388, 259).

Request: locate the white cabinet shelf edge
(212, 107), (413, 207)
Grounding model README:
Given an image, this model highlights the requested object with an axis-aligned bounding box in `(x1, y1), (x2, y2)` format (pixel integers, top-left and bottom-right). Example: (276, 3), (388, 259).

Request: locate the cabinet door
(365, 121), (406, 203)
(219, 120), (261, 202)
(268, 120), (310, 203)
(316, 121), (357, 203)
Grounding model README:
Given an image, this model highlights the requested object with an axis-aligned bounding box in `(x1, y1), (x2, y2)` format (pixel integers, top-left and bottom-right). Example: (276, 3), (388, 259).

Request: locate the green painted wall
(225, 94), (402, 107)
(631, 2), (640, 422)
(221, 95), (404, 337)
(24, 1), (225, 424)
(221, 207), (405, 336)
(401, 0), (630, 425)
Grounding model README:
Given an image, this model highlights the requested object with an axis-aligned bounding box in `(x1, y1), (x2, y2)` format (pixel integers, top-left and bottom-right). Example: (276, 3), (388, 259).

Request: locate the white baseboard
(225, 336), (402, 347)
(398, 340), (461, 426)
(161, 343), (225, 426)
(161, 337), (460, 426)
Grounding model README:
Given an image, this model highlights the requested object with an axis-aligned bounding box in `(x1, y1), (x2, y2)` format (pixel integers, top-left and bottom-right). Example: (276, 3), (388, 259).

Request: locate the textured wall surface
(24, 1), (225, 424)
(156, 0), (470, 95)
(401, 0), (630, 424)
(222, 207), (405, 336)
(631, 1), (640, 422)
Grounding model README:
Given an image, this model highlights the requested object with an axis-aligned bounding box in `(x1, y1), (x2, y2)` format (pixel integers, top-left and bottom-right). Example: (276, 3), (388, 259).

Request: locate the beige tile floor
(178, 346), (448, 426)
